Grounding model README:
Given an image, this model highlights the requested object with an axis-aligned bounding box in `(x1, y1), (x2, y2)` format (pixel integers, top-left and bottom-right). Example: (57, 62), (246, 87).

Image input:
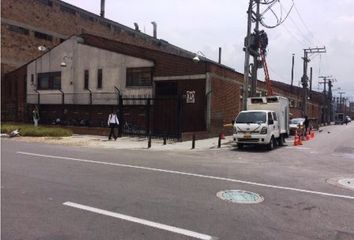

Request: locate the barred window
(60, 5), (76, 15)
(97, 69), (103, 89)
(38, 0), (53, 6)
(34, 31), (53, 41)
(126, 68), (152, 87)
(84, 70), (89, 89)
(7, 24), (29, 35)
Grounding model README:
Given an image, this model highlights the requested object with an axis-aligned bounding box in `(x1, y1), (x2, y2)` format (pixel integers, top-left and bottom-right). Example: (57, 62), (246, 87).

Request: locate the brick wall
(1, 0), (195, 73)
(210, 75), (241, 135)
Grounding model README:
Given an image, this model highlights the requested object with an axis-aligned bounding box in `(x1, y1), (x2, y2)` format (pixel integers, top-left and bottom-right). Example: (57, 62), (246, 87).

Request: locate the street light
(193, 51), (206, 63)
(60, 56), (72, 68)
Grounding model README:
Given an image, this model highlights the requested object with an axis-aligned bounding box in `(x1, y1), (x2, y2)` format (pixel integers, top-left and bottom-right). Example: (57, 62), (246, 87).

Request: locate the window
(8, 24), (29, 35)
(126, 68), (152, 87)
(37, 72), (61, 90)
(84, 70), (89, 89)
(38, 0), (53, 6)
(60, 5), (76, 15)
(273, 112), (277, 121)
(268, 112), (273, 121)
(34, 31), (53, 41)
(97, 69), (102, 89)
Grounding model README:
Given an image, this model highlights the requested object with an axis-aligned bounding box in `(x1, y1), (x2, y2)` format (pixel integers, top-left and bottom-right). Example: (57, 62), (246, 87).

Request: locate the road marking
(17, 151), (354, 200)
(63, 201), (216, 240)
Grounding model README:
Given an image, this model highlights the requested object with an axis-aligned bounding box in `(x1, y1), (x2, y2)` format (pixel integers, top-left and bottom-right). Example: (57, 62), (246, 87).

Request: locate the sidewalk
(5, 134), (235, 151)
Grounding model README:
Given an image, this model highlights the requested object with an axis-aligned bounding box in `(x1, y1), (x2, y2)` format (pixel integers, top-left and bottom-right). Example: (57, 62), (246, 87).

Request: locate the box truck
(233, 96), (289, 150)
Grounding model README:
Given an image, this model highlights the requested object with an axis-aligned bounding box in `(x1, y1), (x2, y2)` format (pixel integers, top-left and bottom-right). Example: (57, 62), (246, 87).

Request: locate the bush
(1, 123), (72, 137)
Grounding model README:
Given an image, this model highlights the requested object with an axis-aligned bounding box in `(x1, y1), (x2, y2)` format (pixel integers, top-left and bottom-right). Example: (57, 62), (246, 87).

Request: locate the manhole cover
(338, 178), (354, 190)
(216, 190), (264, 204)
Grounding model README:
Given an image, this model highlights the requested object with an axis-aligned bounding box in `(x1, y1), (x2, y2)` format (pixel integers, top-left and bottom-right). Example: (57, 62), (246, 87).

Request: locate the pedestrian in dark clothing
(107, 111), (119, 140)
(303, 116), (309, 135)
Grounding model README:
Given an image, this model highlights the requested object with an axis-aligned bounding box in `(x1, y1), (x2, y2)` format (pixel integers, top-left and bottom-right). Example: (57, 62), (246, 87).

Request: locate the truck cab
(233, 96), (289, 150)
(233, 110), (279, 150)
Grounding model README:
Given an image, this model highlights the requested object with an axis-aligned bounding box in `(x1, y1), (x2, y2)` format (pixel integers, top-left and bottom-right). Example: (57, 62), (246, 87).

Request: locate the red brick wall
(210, 76), (240, 135)
(1, 0), (195, 73)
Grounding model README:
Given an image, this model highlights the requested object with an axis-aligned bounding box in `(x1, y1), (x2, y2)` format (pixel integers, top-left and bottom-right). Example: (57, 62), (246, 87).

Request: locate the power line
(293, 4), (322, 46)
(279, 2), (314, 46)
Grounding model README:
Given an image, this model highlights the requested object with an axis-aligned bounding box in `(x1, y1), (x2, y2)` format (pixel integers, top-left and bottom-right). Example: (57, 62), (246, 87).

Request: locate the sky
(64, 0), (354, 101)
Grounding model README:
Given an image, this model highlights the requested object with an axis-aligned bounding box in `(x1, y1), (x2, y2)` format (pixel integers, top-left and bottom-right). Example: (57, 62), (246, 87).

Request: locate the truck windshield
(236, 112), (266, 124)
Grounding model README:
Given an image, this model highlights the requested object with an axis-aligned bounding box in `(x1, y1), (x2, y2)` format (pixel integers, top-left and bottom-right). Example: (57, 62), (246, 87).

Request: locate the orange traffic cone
(294, 132), (302, 146)
(306, 130), (311, 141)
(310, 130), (315, 139)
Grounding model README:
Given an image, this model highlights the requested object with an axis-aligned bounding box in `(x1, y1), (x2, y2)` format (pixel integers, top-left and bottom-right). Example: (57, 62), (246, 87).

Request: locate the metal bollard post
(218, 134), (221, 148)
(192, 134), (196, 149)
(148, 135), (151, 148)
(163, 135), (167, 145)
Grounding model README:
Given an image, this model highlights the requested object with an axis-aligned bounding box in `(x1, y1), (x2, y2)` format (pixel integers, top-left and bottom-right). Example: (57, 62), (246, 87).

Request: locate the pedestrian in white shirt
(107, 110), (119, 140)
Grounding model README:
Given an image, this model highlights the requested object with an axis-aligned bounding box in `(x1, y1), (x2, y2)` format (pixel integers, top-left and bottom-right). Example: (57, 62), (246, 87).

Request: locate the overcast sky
(65, 0), (354, 100)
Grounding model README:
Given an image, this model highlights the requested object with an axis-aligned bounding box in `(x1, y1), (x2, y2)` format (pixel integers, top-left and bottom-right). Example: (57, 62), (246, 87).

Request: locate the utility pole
(242, 0), (253, 110)
(338, 91), (345, 113)
(319, 75), (335, 124)
(290, 53), (295, 92)
(301, 47), (326, 117)
(250, 0), (261, 98)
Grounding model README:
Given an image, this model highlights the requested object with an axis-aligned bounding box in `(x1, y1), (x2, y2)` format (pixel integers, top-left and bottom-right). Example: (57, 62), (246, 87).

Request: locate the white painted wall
(27, 36), (154, 105)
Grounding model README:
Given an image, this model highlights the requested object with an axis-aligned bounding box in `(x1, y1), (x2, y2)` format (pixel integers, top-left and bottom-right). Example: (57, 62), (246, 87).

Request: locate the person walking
(303, 116), (309, 136)
(107, 110), (119, 140)
(32, 107), (40, 127)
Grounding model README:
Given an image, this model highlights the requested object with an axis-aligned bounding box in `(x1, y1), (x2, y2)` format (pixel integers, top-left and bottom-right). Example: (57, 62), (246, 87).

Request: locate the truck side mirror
(232, 120), (235, 125)
(268, 119), (274, 125)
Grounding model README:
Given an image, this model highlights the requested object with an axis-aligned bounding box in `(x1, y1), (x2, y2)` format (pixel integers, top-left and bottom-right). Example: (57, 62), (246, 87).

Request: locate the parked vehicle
(345, 116), (351, 123)
(233, 96), (289, 150)
(335, 113), (345, 125)
(289, 118), (305, 135)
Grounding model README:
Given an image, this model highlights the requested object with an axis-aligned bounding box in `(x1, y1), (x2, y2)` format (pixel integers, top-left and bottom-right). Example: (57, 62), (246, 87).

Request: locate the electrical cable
(260, 0), (294, 29)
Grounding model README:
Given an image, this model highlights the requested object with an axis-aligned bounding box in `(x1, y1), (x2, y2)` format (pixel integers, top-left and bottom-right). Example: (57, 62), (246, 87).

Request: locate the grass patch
(1, 123), (72, 137)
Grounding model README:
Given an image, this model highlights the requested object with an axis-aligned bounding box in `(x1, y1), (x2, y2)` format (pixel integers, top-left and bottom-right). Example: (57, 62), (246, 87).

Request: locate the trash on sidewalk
(9, 129), (20, 138)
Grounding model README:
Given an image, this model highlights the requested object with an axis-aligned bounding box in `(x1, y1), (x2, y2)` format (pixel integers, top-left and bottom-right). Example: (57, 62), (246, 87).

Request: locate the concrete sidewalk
(5, 134), (235, 151)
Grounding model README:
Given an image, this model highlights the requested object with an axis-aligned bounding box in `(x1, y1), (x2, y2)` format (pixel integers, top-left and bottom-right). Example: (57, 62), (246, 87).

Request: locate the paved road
(2, 123), (354, 240)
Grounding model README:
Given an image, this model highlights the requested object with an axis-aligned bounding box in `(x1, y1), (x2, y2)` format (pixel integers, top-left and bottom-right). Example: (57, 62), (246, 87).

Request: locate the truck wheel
(237, 143), (244, 149)
(267, 137), (275, 150)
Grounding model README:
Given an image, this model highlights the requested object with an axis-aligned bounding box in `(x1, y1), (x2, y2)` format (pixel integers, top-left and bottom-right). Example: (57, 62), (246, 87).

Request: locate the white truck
(233, 96), (289, 150)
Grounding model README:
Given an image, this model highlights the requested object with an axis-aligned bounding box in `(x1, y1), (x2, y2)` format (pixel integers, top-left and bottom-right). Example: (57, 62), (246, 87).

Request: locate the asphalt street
(1, 123), (354, 240)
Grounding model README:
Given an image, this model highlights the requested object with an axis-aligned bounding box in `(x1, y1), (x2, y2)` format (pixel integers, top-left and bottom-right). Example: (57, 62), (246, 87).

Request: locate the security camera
(193, 55), (200, 63)
(60, 62), (67, 67)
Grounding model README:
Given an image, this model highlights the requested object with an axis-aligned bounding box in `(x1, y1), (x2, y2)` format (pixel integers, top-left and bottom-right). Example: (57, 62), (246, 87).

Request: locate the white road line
(63, 201), (216, 240)
(17, 151), (354, 200)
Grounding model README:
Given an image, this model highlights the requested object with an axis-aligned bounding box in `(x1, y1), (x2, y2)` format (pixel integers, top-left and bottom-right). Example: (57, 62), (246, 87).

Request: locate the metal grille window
(97, 69), (103, 89)
(7, 24), (29, 35)
(34, 31), (53, 41)
(38, 0), (53, 6)
(126, 68), (152, 87)
(84, 70), (89, 89)
(37, 72), (61, 90)
(60, 5), (76, 15)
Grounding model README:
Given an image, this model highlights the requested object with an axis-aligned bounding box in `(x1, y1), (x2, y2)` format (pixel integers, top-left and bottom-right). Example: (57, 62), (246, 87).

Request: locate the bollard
(192, 134), (196, 149)
(148, 135), (151, 148)
(163, 135), (167, 145)
(218, 134), (221, 148)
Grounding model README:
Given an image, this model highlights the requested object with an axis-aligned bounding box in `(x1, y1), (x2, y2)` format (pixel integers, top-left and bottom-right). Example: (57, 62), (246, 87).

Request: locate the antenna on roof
(100, 0), (105, 17)
(151, 21), (157, 38)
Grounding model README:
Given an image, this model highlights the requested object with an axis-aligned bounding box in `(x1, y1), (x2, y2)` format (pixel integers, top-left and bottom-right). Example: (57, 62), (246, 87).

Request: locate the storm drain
(216, 190), (264, 204)
(338, 178), (354, 190)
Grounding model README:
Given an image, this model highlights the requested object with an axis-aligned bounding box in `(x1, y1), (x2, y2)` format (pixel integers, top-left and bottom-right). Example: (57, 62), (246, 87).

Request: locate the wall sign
(186, 91), (195, 103)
